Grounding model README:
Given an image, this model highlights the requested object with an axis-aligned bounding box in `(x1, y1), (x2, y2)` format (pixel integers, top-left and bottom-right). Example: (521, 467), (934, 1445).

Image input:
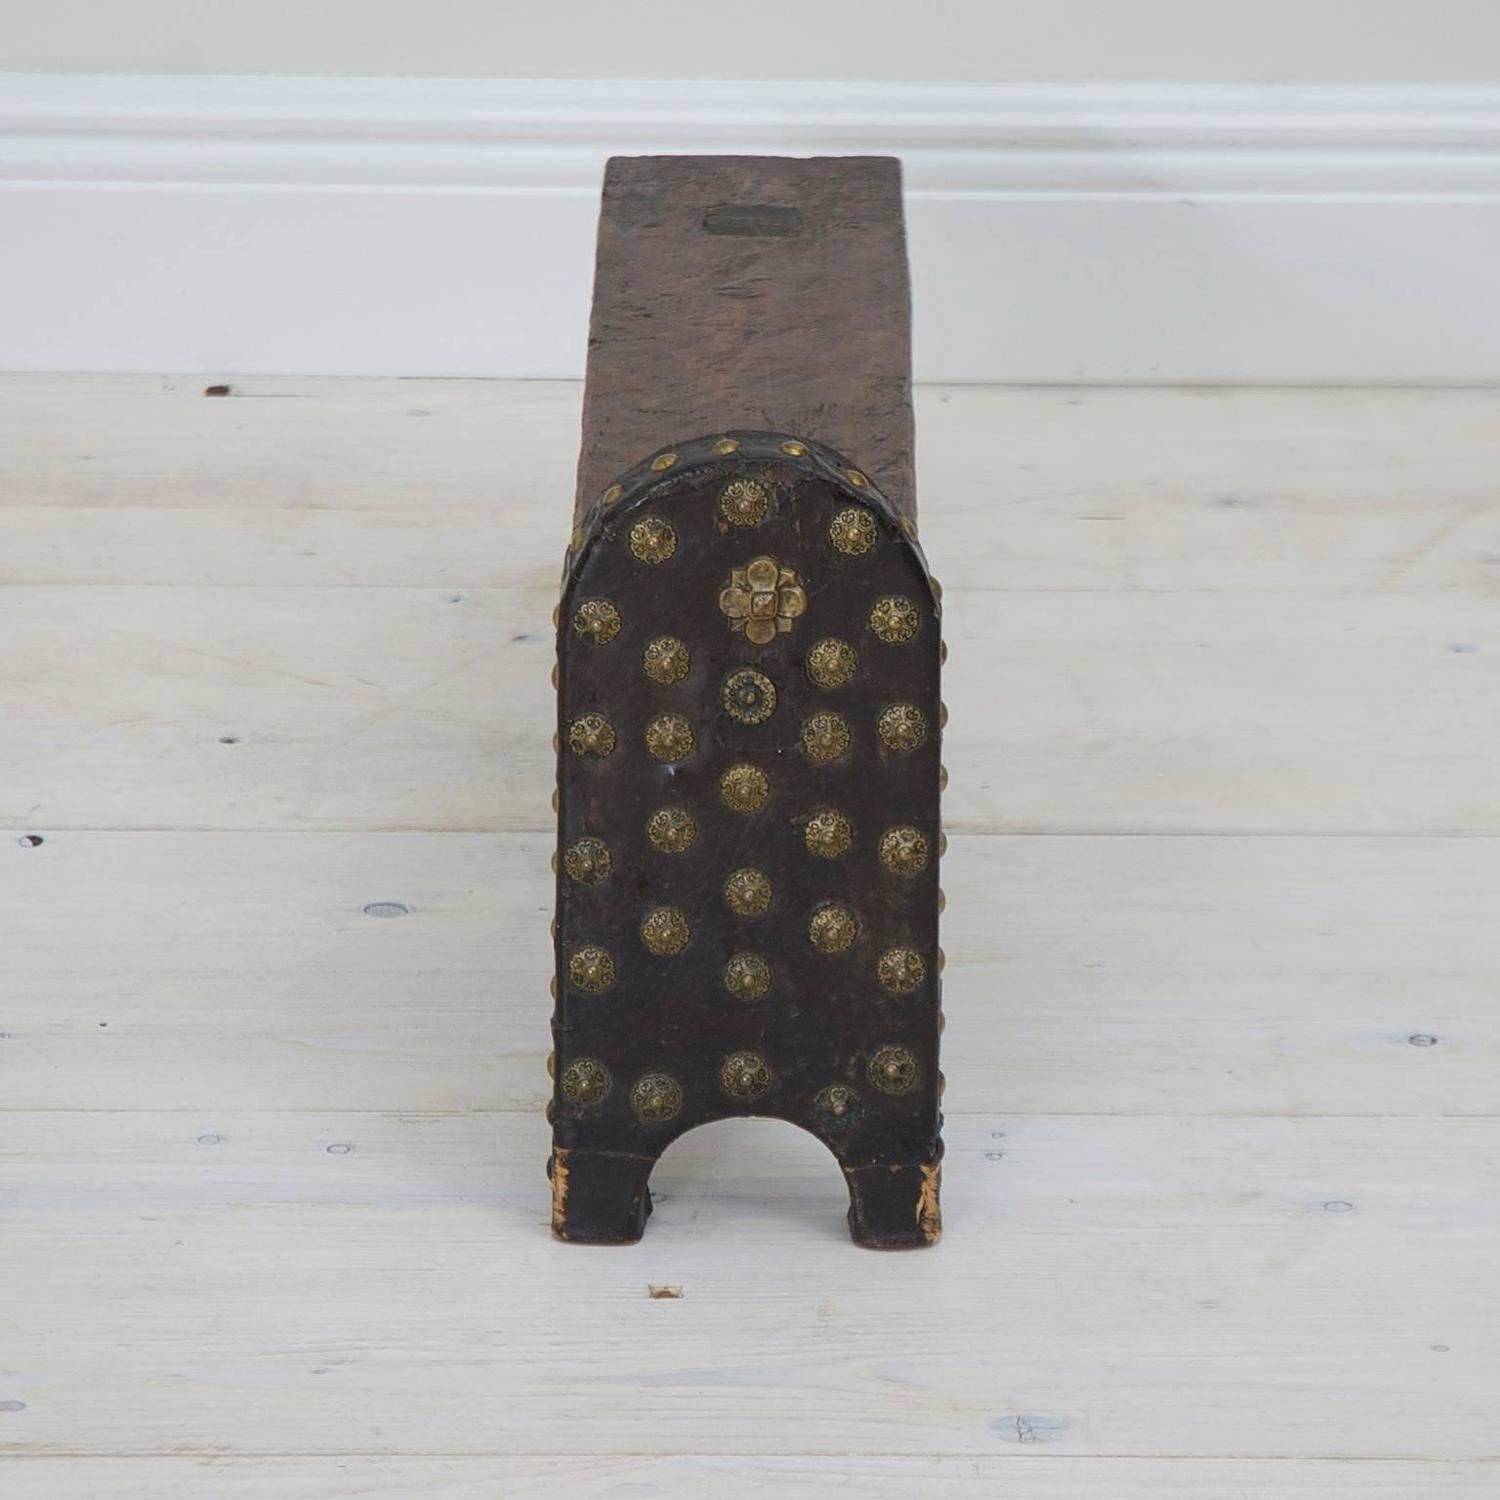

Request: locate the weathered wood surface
(3, 831), (1496, 1117)
(3, 1112), (1497, 1457)
(1, 374), (1497, 1493)
(574, 157), (916, 516)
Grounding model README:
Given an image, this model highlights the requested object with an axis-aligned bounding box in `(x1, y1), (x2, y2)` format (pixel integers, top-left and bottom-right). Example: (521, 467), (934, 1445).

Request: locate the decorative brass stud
(800, 711), (850, 762)
(568, 945), (616, 994)
(877, 947), (927, 994)
(569, 528), (584, 552)
(567, 713), (616, 758)
(939, 764), (949, 791)
(641, 906), (690, 956)
(868, 595), (920, 644)
(808, 903), (859, 953)
(645, 713), (694, 762)
(547, 1050), (555, 1078)
(643, 636), (690, 685)
(720, 1049), (772, 1102)
(563, 837), (612, 884)
(629, 516), (677, 564)
(723, 868), (773, 917)
(571, 598), (621, 644)
(712, 437), (741, 455)
(939, 832), (948, 857)
(869, 1045), (919, 1094)
(719, 478), (772, 528)
(845, 469), (869, 489)
(780, 439), (809, 457)
(650, 451), (678, 472)
(814, 1083), (862, 1129)
(723, 952), (772, 1000)
(829, 506), (877, 556)
(719, 556), (806, 645)
(560, 1058), (611, 1107)
(719, 763), (769, 812)
(646, 805), (698, 854)
(878, 703), (928, 753)
(806, 638), (857, 690)
(632, 1072), (684, 1123)
(901, 517), (918, 540)
(601, 483), (624, 506)
(938, 889), (947, 913)
(803, 808), (852, 859)
(721, 667), (777, 725)
(880, 826), (929, 876)
(550, 662), (559, 690)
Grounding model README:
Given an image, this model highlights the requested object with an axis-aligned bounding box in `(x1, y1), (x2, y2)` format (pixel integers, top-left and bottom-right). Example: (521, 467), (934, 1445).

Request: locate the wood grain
(8, 1458), (1500, 1499)
(575, 157), (915, 519)
(3, 833), (1495, 1116)
(2, 1112), (1496, 1459)
(1, 374), (1495, 1491)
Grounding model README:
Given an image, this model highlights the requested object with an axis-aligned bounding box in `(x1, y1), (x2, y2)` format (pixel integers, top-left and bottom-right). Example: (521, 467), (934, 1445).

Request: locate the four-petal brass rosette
(719, 555), (807, 646)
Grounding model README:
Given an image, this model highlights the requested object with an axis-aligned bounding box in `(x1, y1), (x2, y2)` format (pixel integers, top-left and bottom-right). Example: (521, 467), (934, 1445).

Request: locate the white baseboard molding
(3, 75), (1500, 381)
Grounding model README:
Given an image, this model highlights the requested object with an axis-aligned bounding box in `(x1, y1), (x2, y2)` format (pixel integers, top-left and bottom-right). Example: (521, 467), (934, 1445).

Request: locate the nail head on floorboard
(1409, 1033), (1438, 1047)
(17, 834), (43, 847)
(218, 735), (240, 745)
(204, 384), (231, 397)
(197, 1134), (223, 1146)
(362, 902), (410, 918)
(648, 1285), (683, 1299)
(1324, 1200), (1355, 1213)
(0, 1402), (25, 1413)
(326, 1143), (354, 1155)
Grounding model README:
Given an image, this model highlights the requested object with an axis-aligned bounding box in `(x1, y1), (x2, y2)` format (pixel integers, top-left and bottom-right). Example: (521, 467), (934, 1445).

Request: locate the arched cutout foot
(844, 1158), (943, 1250)
(550, 1147), (656, 1244)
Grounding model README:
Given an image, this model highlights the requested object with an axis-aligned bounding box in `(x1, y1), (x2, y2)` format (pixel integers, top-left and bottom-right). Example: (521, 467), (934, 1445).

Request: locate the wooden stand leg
(843, 1158), (943, 1250)
(549, 1147), (656, 1244)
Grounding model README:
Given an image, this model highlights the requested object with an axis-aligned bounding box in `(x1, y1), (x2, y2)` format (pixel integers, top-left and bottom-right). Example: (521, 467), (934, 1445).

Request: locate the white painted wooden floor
(2, 377), (1498, 1498)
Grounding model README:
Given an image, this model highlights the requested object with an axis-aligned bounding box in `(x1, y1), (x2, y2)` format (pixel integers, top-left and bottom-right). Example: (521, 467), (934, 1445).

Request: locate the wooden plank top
(573, 155), (916, 524)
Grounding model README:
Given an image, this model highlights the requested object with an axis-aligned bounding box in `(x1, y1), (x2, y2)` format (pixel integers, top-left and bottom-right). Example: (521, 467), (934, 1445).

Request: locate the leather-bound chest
(547, 157), (945, 1248)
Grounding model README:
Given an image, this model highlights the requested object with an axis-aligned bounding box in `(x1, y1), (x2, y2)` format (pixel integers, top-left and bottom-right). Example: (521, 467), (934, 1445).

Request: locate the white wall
(5, 0), (1500, 84)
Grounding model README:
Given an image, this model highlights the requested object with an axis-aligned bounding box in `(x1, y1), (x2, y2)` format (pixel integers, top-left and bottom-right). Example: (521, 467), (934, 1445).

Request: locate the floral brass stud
(723, 952), (772, 1000)
(632, 1072), (683, 1123)
(814, 1083), (862, 1129)
(829, 506), (877, 556)
(869, 1045), (919, 1095)
(806, 637), (857, 689)
(568, 945), (616, 994)
(800, 711), (850, 762)
(723, 868), (773, 917)
(721, 667), (777, 725)
(808, 903), (859, 953)
(560, 1058), (611, 1107)
(868, 595), (920, 644)
(641, 906), (691, 956)
(878, 703), (928, 752)
(877, 947), (927, 994)
(567, 713), (616, 758)
(563, 837), (612, 884)
(719, 763), (769, 812)
(879, 826), (929, 876)
(719, 478), (772, 528)
(629, 516), (677, 564)
(571, 599), (621, 644)
(643, 636), (690, 685)
(720, 1049), (772, 1102)
(803, 808), (852, 859)
(645, 713), (694, 762)
(646, 806), (698, 854)
(719, 555), (806, 645)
